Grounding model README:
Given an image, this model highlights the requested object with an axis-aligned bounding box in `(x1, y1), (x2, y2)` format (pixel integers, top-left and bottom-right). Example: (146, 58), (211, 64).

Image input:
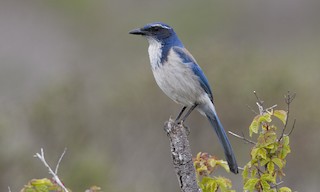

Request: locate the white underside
(147, 39), (212, 110)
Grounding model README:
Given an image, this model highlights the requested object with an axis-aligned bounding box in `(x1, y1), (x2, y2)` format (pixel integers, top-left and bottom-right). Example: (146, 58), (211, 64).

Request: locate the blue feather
(205, 109), (238, 174)
(172, 46), (213, 101)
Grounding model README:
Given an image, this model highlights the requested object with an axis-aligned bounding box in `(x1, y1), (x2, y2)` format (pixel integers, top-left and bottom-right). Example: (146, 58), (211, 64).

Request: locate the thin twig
(255, 164), (265, 175)
(256, 101), (264, 115)
(247, 104), (258, 115)
(265, 104), (278, 113)
(55, 148), (67, 174)
(287, 119), (296, 136)
(34, 148), (69, 192)
(237, 166), (245, 171)
(253, 91), (264, 107)
(270, 181), (284, 188)
(279, 91), (296, 141)
(228, 131), (256, 145)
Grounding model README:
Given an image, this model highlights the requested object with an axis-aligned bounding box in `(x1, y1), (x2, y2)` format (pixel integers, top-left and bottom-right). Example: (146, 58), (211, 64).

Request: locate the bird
(129, 22), (238, 174)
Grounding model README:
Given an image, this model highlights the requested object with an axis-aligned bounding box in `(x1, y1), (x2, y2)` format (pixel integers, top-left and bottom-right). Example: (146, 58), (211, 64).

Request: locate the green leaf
(259, 113), (272, 123)
(279, 187), (292, 192)
(251, 168), (257, 178)
(270, 142), (279, 153)
(249, 115), (260, 137)
(272, 158), (284, 169)
(252, 147), (268, 160)
(242, 165), (249, 179)
(264, 131), (277, 145)
(257, 148), (267, 159)
(260, 158), (270, 167)
(283, 136), (290, 146)
(273, 110), (287, 124)
(215, 177), (233, 192)
(196, 164), (208, 175)
(243, 178), (259, 191)
(260, 179), (270, 190)
(279, 145), (291, 159)
(265, 143), (275, 150)
(34, 185), (48, 192)
(261, 173), (276, 183)
(30, 178), (53, 186)
(208, 158), (217, 168)
(251, 148), (259, 159)
(249, 113), (273, 137)
(215, 159), (230, 173)
(201, 177), (218, 192)
(267, 162), (274, 173)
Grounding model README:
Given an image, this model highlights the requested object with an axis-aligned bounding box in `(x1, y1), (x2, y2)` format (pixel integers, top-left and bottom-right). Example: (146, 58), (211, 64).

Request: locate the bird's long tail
(202, 106), (238, 174)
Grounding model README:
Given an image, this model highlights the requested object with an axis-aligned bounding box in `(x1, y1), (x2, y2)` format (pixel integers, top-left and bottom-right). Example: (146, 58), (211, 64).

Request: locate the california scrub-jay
(129, 22), (238, 174)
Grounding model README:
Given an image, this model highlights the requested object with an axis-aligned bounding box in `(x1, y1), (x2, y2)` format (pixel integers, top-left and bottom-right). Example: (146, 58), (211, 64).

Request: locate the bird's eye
(152, 27), (160, 32)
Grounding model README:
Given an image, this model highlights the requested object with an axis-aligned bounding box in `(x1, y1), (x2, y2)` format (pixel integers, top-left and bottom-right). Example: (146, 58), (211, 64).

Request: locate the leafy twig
(34, 148), (69, 192)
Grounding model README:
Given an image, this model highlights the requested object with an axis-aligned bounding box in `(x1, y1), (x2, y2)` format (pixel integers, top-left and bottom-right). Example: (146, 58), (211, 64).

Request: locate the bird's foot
(175, 120), (190, 135)
(174, 119), (184, 126)
(183, 124), (190, 135)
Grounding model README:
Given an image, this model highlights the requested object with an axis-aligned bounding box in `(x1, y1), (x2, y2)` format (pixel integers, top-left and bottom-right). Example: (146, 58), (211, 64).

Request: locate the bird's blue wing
(172, 46), (213, 102)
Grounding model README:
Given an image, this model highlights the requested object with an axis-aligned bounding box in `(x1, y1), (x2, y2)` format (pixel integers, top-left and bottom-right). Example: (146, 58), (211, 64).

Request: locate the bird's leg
(175, 106), (187, 122)
(180, 104), (198, 123)
(177, 104), (198, 134)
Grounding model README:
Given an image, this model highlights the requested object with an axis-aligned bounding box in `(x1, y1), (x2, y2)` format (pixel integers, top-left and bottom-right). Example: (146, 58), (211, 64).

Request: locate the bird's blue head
(129, 22), (182, 46)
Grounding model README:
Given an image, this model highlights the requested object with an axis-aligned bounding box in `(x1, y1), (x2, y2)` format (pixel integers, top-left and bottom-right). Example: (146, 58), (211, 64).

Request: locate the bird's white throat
(147, 37), (162, 70)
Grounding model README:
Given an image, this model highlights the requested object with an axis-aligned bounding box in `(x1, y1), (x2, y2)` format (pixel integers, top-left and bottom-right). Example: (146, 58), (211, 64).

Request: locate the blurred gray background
(1, 0), (319, 191)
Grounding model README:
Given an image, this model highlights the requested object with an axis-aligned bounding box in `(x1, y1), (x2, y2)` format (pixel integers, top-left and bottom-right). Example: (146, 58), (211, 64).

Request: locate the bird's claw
(183, 124), (190, 135)
(174, 120), (190, 135)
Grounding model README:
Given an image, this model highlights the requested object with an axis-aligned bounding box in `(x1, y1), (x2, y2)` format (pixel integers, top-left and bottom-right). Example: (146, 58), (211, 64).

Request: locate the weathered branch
(164, 119), (201, 192)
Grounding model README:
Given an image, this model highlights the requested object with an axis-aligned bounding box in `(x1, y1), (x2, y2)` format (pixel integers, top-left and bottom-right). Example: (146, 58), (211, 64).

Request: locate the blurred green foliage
(20, 178), (102, 192)
(194, 152), (235, 192)
(194, 95), (293, 192)
(243, 109), (292, 192)
(1, 0), (320, 191)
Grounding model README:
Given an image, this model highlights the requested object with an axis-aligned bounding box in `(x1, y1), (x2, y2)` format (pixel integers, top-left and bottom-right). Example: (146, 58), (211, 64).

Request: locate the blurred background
(1, 0), (319, 191)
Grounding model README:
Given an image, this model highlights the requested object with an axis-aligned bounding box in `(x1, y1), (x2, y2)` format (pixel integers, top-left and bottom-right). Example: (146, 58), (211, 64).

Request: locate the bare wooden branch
(279, 91), (296, 141)
(55, 148), (67, 174)
(228, 131), (256, 145)
(287, 119), (296, 136)
(246, 104), (259, 115)
(254, 91), (264, 107)
(164, 119), (202, 192)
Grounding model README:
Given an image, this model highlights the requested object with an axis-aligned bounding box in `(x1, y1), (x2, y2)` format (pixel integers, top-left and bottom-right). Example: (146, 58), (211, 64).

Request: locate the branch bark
(164, 119), (202, 192)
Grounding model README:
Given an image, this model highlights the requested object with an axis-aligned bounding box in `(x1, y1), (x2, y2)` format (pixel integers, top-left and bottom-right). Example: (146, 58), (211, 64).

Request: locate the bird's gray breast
(152, 50), (208, 106)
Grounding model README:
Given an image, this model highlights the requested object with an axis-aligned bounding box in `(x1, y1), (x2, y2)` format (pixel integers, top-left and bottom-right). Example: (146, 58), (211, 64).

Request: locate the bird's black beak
(129, 28), (146, 35)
